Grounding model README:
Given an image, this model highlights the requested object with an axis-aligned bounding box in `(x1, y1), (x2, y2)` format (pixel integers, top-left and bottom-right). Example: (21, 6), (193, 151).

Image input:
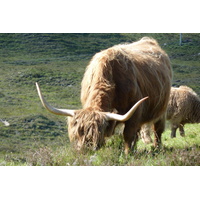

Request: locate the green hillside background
(0, 33), (200, 165)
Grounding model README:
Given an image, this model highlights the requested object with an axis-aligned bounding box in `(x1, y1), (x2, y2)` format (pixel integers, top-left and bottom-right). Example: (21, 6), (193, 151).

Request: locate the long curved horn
(35, 82), (75, 117)
(105, 97), (148, 122)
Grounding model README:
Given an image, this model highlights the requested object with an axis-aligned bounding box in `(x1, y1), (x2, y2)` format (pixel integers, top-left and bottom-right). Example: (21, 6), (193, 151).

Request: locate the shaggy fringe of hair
(68, 108), (108, 149)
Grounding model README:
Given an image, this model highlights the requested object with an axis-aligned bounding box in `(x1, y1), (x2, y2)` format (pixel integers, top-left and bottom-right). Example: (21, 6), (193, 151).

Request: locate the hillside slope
(0, 33), (199, 163)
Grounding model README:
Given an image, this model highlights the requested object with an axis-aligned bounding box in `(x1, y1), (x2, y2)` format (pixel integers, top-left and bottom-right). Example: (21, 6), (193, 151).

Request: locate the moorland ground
(0, 33), (200, 166)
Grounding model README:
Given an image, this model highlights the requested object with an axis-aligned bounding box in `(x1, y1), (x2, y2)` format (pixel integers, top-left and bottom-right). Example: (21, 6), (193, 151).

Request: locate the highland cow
(167, 86), (200, 138)
(36, 37), (172, 154)
(140, 86), (200, 143)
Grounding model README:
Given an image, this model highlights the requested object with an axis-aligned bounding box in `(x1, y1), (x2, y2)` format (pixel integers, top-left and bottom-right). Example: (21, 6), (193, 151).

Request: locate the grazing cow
(36, 37), (172, 154)
(140, 85), (200, 143)
(167, 86), (200, 138)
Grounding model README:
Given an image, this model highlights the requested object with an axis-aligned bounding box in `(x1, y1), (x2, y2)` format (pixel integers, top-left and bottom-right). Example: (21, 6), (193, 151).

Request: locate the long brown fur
(140, 86), (200, 143)
(68, 37), (172, 153)
(167, 86), (200, 137)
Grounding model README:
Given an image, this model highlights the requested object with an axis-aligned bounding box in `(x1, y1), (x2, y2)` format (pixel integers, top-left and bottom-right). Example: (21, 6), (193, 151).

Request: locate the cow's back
(81, 37), (172, 124)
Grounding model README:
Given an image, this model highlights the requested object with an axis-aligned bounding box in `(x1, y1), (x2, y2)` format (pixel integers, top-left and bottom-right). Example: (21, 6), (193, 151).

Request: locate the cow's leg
(140, 123), (153, 144)
(179, 124), (185, 137)
(153, 117), (165, 148)
(123, 121), (139, 155)
(171, 123), (178, 138)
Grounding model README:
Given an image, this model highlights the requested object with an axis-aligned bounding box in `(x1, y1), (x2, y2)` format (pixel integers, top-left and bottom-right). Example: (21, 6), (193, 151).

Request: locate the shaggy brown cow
(36, 37), (172, 154)
(140, 86), (200, 142)
(167, 86), (200, 138)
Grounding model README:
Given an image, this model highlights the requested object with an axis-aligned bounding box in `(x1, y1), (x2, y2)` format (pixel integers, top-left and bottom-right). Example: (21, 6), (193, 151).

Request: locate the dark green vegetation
(0, 33), (200, 166)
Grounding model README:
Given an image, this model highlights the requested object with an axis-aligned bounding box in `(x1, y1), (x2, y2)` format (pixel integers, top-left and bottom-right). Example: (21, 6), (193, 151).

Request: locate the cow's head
(36, 82), (148, 150)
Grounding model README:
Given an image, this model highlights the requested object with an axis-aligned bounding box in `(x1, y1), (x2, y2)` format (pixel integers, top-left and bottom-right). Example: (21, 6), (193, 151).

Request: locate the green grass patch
(0, 33), (200, 166)
(1, 124), (199, 166)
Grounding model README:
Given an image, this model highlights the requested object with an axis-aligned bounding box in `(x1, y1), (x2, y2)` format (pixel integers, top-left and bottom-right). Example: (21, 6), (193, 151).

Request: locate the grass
(1, 123), (199, 166)
(0, 33), (200, 166)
